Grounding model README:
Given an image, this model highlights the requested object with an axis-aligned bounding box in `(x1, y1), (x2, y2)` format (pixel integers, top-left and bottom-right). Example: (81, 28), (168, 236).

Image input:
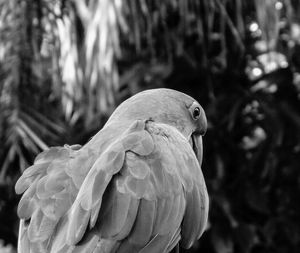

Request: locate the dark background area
(0, 0), (300, 252)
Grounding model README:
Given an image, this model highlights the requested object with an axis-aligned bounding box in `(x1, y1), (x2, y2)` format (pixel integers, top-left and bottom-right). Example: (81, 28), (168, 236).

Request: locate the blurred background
(0, 0), (300, 252)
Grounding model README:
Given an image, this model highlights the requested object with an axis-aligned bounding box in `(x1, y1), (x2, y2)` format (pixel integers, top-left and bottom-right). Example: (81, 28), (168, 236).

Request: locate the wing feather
(152, 197), (167, 234)
(197, 182), (209, 239)
(66, 204), (91, 245)
(167, 193), (185, 232)
(181, 180), (209, 248)
(97, 186), (131, 237)
(15, 163), (49, 195)
(155, 196), (174, 235)
(27, 209), (56, 242)
(17, 179), (40, 219)
(166, 227), (181, 253)
(18, 221), (30, 253)
(128, 199), (156, 246)
(113, 197), (139, 240)
(139, 233), (171, 253)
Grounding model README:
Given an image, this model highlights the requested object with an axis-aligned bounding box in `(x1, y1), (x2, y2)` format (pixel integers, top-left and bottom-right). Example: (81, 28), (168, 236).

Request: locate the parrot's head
(107, 88), (207, 164)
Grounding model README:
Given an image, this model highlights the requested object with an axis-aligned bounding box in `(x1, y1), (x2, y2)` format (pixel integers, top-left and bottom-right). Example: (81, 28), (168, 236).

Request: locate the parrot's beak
(198, 107), (207, 136)
(189, 107), (206, 166)
(189, 133), (203, 166)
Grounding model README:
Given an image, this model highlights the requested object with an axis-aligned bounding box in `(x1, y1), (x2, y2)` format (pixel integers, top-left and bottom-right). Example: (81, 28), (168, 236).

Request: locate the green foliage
(0, 0), (300, 252)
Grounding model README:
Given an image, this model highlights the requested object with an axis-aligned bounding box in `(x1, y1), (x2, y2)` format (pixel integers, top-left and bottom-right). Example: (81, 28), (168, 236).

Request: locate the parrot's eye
(189, 102), (202, 120)
(193, 107), (201, 120)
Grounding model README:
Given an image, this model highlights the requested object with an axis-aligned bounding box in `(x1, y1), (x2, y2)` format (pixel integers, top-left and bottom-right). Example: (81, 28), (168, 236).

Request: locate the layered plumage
(15, 88), (209, 253)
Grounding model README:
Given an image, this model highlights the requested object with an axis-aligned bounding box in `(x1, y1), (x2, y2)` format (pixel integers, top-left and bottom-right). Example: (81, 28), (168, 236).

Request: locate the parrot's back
(16, 118), (208, 253)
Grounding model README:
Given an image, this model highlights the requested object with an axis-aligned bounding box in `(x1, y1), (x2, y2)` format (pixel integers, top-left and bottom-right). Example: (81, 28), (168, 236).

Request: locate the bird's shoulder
(118, 120), (201, 199)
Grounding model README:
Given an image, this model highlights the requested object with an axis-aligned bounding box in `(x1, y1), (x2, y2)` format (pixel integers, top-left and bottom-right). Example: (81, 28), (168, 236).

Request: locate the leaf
(18, 119), (48, 151)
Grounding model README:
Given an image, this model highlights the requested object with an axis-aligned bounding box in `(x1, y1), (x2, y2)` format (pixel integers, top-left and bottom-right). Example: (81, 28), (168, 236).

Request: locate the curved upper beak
(189, 133), (203, 166)
(189, 107), (206, 165)
(197, 107), (207, 136)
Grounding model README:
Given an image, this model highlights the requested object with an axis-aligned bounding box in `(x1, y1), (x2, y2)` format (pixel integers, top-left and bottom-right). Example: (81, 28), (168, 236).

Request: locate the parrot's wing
(15, 144), (99, 252)
(16, 119), (208, 253)
(67, 119), (208, 252)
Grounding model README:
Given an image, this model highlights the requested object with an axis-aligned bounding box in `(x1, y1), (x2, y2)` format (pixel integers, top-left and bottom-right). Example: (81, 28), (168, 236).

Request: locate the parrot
(15, 88), (209, 253)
